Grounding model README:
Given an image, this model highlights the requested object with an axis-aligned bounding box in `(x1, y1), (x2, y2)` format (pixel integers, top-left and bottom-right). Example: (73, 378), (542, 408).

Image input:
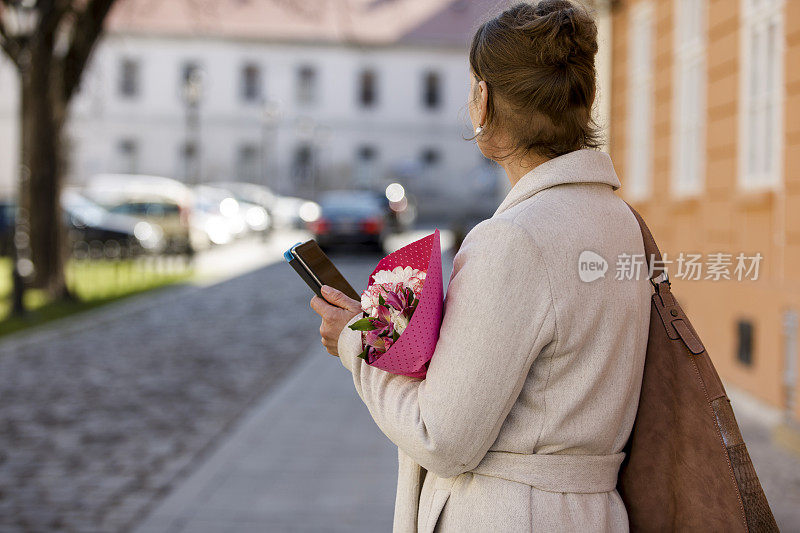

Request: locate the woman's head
(468, 0), (602, 163)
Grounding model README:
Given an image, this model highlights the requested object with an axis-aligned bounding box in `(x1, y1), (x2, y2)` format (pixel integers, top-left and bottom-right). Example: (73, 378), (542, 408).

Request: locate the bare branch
(34, 0), (71, 48)
(61, 0), (116, 101)
(0, 2), (23, 68)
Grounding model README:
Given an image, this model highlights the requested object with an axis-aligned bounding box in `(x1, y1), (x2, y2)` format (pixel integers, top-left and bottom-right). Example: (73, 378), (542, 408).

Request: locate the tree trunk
(19, 46), (72, 302)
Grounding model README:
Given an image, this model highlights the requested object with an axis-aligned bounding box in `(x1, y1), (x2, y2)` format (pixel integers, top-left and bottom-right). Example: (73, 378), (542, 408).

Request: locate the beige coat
(337, 148), (651, 532)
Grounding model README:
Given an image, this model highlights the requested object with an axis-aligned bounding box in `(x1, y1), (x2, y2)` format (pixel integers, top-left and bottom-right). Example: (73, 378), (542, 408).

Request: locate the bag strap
(624, 202), (669, 287)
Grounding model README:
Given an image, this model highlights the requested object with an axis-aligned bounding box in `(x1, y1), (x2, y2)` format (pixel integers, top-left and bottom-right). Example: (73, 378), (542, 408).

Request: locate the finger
(310, 295), (334, 316)
(320, 321), (338, 339)
(321, 285), (361, 313)
(321, 336), (336, 356)
(322, 337), (338, 357)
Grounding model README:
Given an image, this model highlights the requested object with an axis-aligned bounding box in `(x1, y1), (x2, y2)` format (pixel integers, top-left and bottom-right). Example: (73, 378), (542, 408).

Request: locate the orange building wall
(609, 0), (800, 421)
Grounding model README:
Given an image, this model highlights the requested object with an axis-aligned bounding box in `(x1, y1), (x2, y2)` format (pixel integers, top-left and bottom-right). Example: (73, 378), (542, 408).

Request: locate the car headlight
(299, 201), (321, 222)
(134, 221), (164, 249)
(245, 206), (269, 231)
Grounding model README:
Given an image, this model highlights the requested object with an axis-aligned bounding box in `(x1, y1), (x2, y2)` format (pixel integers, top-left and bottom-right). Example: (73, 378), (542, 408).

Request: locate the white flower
(390, 308), (410, 335)
(372, 266), (424, 288)
(361, 284), (384, 317)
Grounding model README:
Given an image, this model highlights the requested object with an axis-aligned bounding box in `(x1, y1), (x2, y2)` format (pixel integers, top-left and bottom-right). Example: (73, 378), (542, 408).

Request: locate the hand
(310, 285), (362, 357)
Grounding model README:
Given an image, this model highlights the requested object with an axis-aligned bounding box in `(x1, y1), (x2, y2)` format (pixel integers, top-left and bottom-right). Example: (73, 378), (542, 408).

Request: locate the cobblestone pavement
(728, 389), (800, 530)
(0, 234), (388, 533)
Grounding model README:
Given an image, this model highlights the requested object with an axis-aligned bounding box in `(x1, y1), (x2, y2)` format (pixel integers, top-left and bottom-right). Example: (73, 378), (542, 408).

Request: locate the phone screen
(291, 241), (361, 301)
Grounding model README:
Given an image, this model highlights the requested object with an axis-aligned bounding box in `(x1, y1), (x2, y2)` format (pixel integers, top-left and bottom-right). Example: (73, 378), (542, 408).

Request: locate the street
(0, 226), (797, 532)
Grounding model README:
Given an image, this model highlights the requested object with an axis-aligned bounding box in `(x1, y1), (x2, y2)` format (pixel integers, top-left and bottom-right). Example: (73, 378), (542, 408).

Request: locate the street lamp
(293, 116), (316, 198)
(260, 99), (281, 190)
(181, 67), (204, 184)
(5, 0), (39, 314)
(313, 124), (331, 196)
(294, 119), (330, 200)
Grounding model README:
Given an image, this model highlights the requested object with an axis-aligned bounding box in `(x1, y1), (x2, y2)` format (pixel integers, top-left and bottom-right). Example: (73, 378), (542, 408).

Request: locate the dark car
(0, 200), (16, 256)
(308, 190), (388, 252)
(0, 194), (164, 258)
(368, 185), (416, 233)
(62, 191), (165, 256)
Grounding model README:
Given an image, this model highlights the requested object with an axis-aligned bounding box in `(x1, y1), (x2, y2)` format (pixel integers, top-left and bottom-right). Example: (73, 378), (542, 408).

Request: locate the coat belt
(469, 451), (625, 494)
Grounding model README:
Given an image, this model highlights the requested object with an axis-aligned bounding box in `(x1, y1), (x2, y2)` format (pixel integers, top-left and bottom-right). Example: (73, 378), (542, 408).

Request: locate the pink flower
(360, 267), (426, 317)
(352, 265), (428, 364)
(361, 284), (385, 317)
(407, 273), (426, 295)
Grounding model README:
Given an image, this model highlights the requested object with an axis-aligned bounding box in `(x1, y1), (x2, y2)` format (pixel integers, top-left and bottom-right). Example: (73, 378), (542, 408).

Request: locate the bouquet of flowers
(348, 229), (443, 378)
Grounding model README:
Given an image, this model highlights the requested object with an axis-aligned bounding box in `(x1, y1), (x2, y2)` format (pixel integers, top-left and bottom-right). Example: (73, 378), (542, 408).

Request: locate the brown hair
(468, 0), (602, 160)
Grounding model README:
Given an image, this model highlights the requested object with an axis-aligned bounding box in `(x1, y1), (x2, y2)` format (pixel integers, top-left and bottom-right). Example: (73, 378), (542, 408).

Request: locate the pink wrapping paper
(361, 228), (443, 378)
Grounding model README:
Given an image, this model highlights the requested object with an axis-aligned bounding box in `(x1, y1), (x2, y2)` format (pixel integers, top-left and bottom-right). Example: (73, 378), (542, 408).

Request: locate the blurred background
(0, 0), (797, 531)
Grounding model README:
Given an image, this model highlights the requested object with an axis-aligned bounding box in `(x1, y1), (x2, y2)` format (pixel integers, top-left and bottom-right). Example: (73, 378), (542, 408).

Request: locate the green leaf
(392, 330), (400, 341)
(357, 346), (369, 359)
(378, 294), (385, 306)
(348, 317), (377, 331)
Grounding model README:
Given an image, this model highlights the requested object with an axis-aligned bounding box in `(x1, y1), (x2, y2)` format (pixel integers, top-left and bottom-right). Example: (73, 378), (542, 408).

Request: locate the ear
(478, 80), (489, 126)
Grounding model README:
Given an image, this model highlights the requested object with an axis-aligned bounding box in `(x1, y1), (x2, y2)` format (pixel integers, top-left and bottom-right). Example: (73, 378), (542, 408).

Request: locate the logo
(578, 250), (608, 282)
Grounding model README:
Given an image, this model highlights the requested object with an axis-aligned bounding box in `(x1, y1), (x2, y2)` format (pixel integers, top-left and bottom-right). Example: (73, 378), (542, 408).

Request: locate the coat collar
(493, 148), (621, 217)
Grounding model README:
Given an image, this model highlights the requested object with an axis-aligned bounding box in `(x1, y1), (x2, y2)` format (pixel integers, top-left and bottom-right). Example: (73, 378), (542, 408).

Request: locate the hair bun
(517, 0), (599, 67)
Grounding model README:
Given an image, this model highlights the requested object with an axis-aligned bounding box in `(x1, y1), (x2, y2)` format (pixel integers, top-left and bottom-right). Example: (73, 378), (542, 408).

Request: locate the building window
(357, 145), (376, 162)
(358, 69), (378, 108)
(739, 0), (784, 188)
(237, 144), (259, 182)
(672, 0), (706, 197)
(119, 58), (140, 98)
(118, 139), (138, 174)
(420, 148), (441, 167)
(297, 65), (317, 104)
(181, 61), (201, 86)
(625, 1), (654, 200)
(292, 144), (314, 185)
(422, 71), (442, 110)
(241, 63), (262, 103)
(736, 319), (754, 366)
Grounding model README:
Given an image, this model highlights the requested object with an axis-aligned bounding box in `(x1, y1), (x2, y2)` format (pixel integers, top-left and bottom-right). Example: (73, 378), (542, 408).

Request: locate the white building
(0, 0), (509, 220)
(0, 0), (613, 220)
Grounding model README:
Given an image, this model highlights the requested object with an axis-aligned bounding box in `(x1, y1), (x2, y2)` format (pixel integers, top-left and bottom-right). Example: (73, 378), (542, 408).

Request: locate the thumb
(321, 285), (361, 312)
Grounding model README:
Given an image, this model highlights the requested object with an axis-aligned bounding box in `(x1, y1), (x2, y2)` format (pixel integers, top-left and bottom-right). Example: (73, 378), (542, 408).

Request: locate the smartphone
(284, 240), (361, 301)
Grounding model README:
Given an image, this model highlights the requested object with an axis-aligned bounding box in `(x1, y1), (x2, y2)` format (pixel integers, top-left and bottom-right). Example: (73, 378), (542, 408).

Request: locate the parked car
(61, 190), (165, 255)
(82, 174), (197, 254)
(381, 182), (417, 232)
(0, 200), (16, 256)
(193, 186), (250, 242)
(0, 193), (165, 258)
(272, 195), (319, 229)
(307, 190), (388, 251)
(367, 188), (403, 233)
(206, 181), (276, 233)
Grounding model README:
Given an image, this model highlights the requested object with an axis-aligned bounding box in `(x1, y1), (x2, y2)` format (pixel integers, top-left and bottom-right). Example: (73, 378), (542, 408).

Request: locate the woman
(311, 1), (651, 531)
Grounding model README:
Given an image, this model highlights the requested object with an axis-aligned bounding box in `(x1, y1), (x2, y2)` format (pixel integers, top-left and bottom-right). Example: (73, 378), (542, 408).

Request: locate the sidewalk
(134, 353), (398, 533)
(134, 359), (800, 532)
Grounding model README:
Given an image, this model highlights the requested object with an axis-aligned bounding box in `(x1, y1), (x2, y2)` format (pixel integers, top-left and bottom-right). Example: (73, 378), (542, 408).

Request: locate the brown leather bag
(617, 205), (779, 532)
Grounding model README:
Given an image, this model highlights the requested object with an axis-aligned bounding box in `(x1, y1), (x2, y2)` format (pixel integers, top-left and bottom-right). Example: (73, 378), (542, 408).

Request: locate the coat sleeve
(337, 217), (557, 479)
